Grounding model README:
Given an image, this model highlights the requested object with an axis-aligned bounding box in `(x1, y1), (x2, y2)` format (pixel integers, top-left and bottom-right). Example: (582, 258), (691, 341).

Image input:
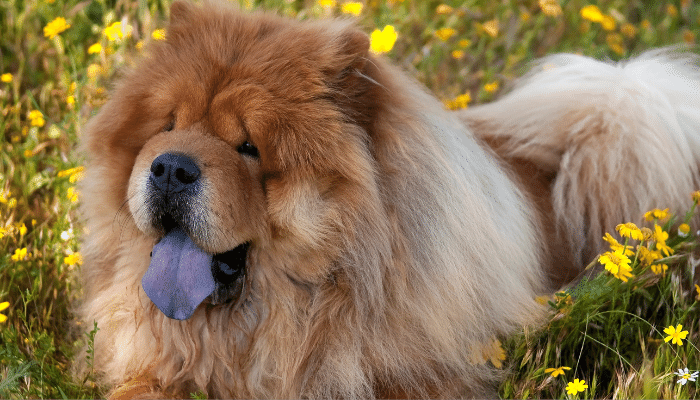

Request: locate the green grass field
(1, 0), (699, 398)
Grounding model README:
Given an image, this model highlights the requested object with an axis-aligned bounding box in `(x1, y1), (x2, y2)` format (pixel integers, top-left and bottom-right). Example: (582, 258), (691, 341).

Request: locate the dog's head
(83, 0), (385, 320)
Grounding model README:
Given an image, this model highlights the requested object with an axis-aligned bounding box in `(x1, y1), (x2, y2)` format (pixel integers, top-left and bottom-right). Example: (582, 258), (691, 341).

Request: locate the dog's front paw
(108, 374), (170, 400)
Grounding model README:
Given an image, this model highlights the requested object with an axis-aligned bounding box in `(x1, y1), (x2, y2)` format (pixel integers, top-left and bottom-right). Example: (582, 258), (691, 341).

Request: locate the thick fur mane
(76, 1), (700, 398)
(76, 5), (545, 397)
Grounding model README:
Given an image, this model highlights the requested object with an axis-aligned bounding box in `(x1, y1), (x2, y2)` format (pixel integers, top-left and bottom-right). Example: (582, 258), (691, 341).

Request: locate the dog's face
(83, 0), (382, 320)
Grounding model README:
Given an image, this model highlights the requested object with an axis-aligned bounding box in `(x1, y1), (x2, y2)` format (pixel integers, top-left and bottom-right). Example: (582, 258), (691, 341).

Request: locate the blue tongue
(142, 228), (216, 320)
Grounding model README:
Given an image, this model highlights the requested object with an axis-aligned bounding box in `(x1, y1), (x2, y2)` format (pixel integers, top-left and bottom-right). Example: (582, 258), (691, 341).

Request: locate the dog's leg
(108, 374), (168, 400)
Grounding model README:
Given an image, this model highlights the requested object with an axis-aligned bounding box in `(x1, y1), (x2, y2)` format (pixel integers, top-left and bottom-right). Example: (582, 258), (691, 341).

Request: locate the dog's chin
(142, 212), (251, 319)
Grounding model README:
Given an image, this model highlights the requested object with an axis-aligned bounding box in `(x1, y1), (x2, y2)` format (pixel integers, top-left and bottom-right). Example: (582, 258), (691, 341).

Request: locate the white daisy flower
(61, 229), (74, 241)
(675, 368), (699, 385)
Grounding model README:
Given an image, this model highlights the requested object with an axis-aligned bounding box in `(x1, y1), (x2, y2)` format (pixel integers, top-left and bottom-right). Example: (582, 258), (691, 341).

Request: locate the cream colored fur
(75, 3), (700, 396)
(460, 48), (700, 264)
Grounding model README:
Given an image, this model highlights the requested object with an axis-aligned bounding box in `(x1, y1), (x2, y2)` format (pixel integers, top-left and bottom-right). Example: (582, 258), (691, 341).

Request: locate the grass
(0, 0), (699, 398)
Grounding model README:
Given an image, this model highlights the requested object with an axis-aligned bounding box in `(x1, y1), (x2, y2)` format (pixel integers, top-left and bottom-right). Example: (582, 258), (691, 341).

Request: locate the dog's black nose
(150, 153), (201, 193)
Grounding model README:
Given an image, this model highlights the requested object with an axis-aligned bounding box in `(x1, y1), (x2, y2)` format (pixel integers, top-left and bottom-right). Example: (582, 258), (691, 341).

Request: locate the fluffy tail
(459, 47), (700, 265)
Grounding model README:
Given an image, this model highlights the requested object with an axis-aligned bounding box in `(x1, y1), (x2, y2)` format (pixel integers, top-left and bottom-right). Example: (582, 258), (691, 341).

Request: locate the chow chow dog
(76, 0), (700, 397)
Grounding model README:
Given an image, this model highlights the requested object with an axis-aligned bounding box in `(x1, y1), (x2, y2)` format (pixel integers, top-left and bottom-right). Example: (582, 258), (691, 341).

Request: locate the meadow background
(1, 0), (699, 398)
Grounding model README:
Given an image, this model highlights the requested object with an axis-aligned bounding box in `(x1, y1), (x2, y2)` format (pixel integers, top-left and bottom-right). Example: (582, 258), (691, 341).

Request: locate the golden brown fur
(76, 1), (700, 398)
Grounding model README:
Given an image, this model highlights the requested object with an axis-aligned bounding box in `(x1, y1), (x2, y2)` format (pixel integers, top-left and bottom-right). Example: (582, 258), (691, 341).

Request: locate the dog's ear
(325, 27), (381, 128)
(337, 28), (370, 71)
(169, 0), (196, 23)
(323, 27), (370, 80)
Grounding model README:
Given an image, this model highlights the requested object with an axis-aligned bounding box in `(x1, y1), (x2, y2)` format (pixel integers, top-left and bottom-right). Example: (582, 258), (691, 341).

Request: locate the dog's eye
(162, 119), (175, 132)
(237, 141), (259, 158)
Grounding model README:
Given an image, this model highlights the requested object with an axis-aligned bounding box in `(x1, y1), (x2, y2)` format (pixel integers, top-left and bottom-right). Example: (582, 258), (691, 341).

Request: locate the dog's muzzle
(140, 153), (248, 320)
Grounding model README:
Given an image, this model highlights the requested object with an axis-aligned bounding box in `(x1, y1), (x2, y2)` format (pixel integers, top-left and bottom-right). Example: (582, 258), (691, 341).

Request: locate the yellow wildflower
(693, 191), (700, 204)
(555, 292), (573, 306)
(481, 19), (499, 38)
(28, 110), (45, 127)
(11, 248), (27, 262)
(87, 64), (103, 80)
(566, 379), (588, 395)
(644, 208), (670, 221)
(654, 224), (674, 256)
(620, 23), (637, 38)
(484, 81), (499, 93)
(58, 166), (85, 183)
(370, 25), (397, 54)
(538, 0), (562, 17)
(643, 209), (656, 221)
(104, 21), (128, 41)
(580, 5), (603, 22)
(317, 0), (336, 8)
(678, 223), (690, 237)
(599, 249), (634, 281)
(17, 223), (26, 236)
(601, 15), (616, 31)
(0, 302), (9, 323)
(64, 253), (83, 266)
(67, 187), (79, 203)
(616, 222), (643, 240)
(88, 43), (102, 54)
(614, 263), (634, 282)
(651, 262), (668, 276)
(435, 4), (453, 14)
(638, 246), (661, 266)
(667, 4), (678, 17)
(44, 17), (71, 39)
(545, 366), (571, 377)
(637, 246), (667, 276)
(603, 232), (634, 256)
(341, 2), (363, 16)
(152, 29), (167, 41)
(520, 11), (531, 22)
(695, 284), (700, 301)
(664, 324), (688, 345)
(445, 92), (471, 110)
(451, 50), (464, 59)
(435, 28), (457, 41)
(458, 39), (471, 48)
(535, 295), (552, 305)
(641, 19), (651, 30)
(1, 73), (12, 83)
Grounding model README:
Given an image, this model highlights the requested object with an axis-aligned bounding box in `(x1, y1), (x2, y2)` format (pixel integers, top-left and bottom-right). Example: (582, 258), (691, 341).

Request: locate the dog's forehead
(162, 8), (328, 77)
(131, 7), (369, 174)
(147, 29), (330, 120)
